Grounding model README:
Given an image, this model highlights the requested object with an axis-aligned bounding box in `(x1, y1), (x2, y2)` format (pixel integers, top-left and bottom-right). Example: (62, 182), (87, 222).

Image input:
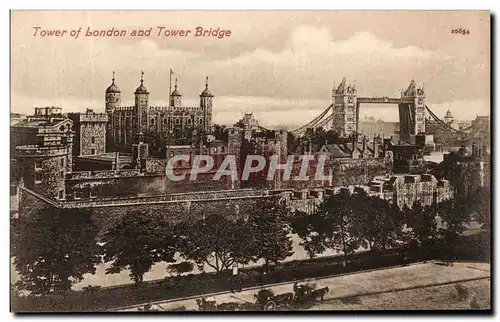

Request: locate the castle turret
(170, 78), (182, 107)
(105, 71), (121, 113)
(200, 76), (213, 133)
(135, 71), (149, 134)
(105, 71), (120, 151)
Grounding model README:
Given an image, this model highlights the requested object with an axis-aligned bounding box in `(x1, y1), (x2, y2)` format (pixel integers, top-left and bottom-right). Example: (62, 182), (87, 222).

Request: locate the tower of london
(105, 71), (214, 151)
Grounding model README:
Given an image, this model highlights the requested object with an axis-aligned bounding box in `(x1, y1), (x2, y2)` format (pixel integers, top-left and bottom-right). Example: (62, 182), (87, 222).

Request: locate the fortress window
(35, 172), (42, 182)
(60, 170), (64, 179)
(91, 136), (95, 144)
(90, 189), (97, 199)
(74, 192), (82, 200)
(91, 149), (96, 155)
(35, 161), (42, 169)
(58, 190), (64, 200)
(61, 158), (65, 167)
(151, 118), (155, 125)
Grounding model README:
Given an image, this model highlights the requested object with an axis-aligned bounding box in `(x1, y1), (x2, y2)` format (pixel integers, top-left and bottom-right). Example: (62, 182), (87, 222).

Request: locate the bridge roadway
(112, 260), (490, 311)
(356, 97), (415, 104)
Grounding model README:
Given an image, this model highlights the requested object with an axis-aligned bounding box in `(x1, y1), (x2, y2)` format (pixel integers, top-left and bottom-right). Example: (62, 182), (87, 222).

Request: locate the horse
(312, 287), (330, 301)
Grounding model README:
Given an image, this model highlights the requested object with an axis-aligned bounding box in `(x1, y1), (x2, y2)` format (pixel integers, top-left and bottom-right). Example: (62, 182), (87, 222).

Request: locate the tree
(13, 207), (101, 295)
(437, 197), (471, 256)
(469, 186), (490, 228)
(176, 214), (252, 276)
(102, 210), (177, 285)
(405, 201), (439, 252)
(316, 191), (362, 266)
(290, 211), (330, 259)
(247, 198), (294, 268)
(351, 192), (405, 252)
(213, 124), (229, 142)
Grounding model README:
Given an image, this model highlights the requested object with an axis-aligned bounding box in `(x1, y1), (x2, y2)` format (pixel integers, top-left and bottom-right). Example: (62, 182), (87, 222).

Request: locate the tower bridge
(291, 77), (468, 141)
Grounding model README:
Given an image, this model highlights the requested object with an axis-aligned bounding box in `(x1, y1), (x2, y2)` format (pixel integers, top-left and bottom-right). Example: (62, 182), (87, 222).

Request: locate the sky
(11, 11), (490, 128)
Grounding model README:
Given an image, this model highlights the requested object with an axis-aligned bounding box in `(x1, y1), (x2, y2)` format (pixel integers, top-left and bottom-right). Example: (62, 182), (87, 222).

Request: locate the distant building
(391, 135), (426, 174)
(443, 144), (490, 198)
(10, 112), (26, 126)
(367, 173), (453, 208)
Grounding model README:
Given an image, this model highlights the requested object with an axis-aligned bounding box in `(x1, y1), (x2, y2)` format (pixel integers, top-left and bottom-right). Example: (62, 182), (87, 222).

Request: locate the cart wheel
(264, 301), (277, 311)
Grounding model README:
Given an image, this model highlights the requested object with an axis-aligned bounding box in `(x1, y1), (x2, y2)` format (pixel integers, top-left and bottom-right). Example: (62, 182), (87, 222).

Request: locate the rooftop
(76, 152), (132, 163)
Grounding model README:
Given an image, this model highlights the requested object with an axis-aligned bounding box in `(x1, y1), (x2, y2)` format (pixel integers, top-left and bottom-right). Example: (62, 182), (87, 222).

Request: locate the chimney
(351, 133), (356, 156)
(114, 152), (120, 171)
(362, 135), (367, 153)
(373, 136), (379, 158)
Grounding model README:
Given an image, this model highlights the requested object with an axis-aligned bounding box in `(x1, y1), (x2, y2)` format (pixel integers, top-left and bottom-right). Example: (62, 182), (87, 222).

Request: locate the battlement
(15, 145), (68, 157)
(114, 106), (136, 112)
(60, 188), (270, 208)
(65, 169), (143, 180)
(169, 106), (204, 113)
(72, 113), (109, 123)
(34, 106), (62, 117)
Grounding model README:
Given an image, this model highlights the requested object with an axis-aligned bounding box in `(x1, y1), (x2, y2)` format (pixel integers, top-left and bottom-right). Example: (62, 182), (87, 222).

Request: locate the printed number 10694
(451, 28), (470, 35)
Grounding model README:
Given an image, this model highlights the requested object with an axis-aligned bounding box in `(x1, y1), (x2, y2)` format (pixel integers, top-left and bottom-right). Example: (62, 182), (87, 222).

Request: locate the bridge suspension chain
(314, 113), (335, 130)
(424, 105), (467, 135)
(291, 104), (333, 136)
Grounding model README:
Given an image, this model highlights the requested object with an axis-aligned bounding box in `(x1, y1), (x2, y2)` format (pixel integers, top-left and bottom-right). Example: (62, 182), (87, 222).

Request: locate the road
(112, 260), (490, 311)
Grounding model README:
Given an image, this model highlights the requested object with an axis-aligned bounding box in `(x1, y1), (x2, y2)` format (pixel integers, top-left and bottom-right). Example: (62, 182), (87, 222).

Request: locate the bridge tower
(331, 77), (359, 137)
(398, 80), (426, 141)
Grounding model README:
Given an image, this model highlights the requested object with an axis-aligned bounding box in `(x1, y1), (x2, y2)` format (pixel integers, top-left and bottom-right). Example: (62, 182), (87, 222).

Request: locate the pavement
(113, 260), (490, 311)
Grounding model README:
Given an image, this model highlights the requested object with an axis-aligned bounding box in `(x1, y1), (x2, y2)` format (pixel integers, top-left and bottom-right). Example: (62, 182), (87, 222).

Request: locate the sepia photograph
(9, 10), (491, 312)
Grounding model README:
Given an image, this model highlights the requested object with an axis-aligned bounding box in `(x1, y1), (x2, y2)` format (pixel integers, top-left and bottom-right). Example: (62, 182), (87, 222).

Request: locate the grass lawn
(310, 278), (491, 310)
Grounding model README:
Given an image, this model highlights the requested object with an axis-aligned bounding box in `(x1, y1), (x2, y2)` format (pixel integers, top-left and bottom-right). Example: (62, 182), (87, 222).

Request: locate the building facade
(105, 72), (214, 152)
(68, 109), (108, 157)
(331, 77), (359, 136)
(11, 107), (74, 201)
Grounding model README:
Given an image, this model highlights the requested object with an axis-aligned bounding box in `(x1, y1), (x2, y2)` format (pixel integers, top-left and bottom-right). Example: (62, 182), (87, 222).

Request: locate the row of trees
(11, 199), (293, 295)
(290, 190), (476, 264)
(12, 187), (488, 295)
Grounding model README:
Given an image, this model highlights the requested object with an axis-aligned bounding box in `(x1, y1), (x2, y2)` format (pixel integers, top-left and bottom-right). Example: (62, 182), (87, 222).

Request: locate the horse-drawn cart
(195, 281), (330, 311)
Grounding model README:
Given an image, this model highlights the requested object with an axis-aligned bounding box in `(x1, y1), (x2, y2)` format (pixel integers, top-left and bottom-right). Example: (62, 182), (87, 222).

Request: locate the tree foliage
(246, 198), (294, 267)
(176, 214), (252, 275)
(315, 191), (362, 266)
(13, 207), (101, 295)
(437, 197), (471, 250)
(101, 210), (177, 285)
(405, 201), (439, 245)
(290, 210), (331, 259)
(351, 192), (405, 252)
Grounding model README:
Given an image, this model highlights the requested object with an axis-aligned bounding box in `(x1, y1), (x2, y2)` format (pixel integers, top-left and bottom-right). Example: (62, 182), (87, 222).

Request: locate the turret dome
(171, 78), (181, 96)
(135, 71), (149, 95)
(106, 72), (121, 93)
(200, 76), (214, 97)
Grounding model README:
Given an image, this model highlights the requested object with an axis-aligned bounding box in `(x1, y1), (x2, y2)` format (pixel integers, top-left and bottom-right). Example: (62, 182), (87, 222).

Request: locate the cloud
(11, 23), (488, 128)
